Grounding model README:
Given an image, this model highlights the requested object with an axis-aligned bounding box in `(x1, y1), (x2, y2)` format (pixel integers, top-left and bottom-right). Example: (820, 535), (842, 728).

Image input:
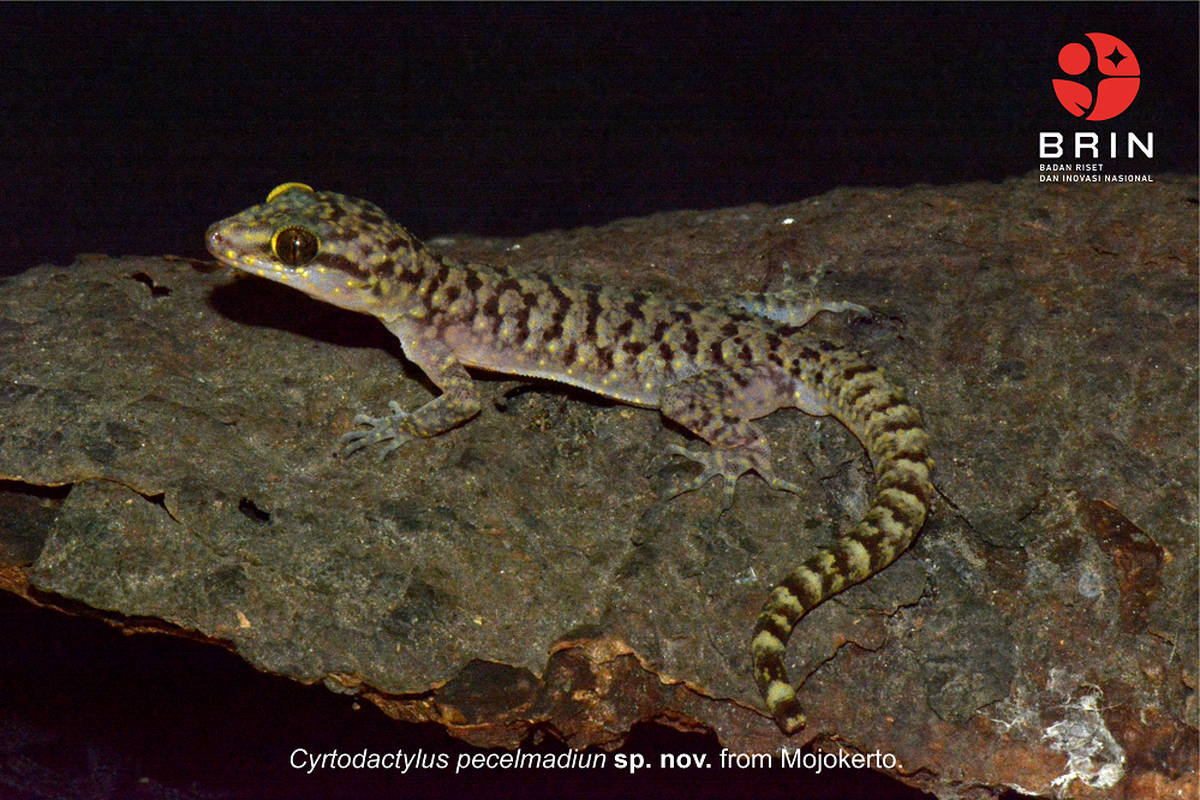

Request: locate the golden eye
(272, 226), (319, 267)
(266, 182), (314, 202)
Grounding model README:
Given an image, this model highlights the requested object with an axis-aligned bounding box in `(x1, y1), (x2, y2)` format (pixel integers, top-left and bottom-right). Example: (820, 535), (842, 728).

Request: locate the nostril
(205, 224), (225, 255)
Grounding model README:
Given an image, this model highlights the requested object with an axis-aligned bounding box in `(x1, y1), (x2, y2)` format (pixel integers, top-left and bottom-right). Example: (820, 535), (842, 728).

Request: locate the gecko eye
(272, 226), (320, 267)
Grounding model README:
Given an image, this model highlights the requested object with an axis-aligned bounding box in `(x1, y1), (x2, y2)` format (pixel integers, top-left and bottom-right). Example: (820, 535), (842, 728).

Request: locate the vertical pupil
(274, 227), (318, 266)
(281, 231), (303, 261)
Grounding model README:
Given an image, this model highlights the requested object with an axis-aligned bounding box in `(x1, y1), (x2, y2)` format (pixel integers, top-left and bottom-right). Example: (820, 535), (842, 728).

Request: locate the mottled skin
(206, 183), (934, 734)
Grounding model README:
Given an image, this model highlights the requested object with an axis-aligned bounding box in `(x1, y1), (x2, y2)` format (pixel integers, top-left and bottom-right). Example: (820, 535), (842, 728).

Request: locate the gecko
(206, 183), (934, 734)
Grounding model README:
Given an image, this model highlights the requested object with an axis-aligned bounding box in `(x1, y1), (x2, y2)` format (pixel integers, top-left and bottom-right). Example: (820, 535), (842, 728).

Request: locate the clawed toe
(665, 443), (799, 506)
(339, 432), (370, 457)
(664, 444), (732, 502)
(763, 476), (804, 496)
(337, 405), (415, 459)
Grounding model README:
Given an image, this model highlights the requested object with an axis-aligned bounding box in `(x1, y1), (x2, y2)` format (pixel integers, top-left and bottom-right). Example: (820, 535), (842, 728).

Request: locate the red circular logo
(1052, 33), (1140, 121)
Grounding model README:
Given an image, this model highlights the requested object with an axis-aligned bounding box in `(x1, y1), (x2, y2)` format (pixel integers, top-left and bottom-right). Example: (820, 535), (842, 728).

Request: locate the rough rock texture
(1, 173), (1195, 798)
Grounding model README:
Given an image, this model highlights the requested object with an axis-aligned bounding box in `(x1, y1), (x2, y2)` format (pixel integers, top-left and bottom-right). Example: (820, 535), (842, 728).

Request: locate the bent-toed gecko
(206, 183), (934, 734)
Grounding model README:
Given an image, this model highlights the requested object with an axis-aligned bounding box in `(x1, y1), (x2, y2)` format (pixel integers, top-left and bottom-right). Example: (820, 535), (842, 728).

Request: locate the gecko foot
(338, 401), (416, 459)
(665, 443), (804, 509)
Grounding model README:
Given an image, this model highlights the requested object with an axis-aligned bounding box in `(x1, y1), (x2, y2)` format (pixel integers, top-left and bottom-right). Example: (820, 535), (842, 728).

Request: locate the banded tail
(752, 352), (933, 734)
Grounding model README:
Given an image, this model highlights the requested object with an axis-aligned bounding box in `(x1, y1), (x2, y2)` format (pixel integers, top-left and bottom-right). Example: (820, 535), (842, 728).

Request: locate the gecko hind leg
(665, 440), (805, 509)
(659, 368), (804, 507)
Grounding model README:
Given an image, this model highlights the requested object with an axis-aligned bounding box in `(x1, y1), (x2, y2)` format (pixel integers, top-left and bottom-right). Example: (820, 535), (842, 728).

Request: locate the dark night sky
(0, 5), (1196, 799)
(1, 4), (1195, 275)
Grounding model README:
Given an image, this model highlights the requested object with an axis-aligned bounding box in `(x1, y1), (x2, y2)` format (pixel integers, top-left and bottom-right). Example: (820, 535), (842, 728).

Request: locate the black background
(1, 5), (1196, 798)
(1, 4), (1195, 275)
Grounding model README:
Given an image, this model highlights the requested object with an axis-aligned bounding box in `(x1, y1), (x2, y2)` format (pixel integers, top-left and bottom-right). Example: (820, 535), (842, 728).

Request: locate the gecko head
(206, 183), (422, 314)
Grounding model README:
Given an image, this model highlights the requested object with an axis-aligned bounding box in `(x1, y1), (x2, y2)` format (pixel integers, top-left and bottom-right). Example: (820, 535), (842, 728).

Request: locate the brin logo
(1053, 33), (1140, 121)
(1056, 34), (1137, 120)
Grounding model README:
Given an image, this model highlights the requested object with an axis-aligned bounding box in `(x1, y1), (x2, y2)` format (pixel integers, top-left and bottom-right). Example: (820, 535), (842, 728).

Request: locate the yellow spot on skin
(771, 587), (804, 618)
(765, 681), (796, 710)
(751, 628), (783, 654)
(777, 711), (806, 735)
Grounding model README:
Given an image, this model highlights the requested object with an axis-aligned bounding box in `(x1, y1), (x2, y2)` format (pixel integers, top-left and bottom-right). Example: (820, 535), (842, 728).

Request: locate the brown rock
(1, 173), (1195, 796)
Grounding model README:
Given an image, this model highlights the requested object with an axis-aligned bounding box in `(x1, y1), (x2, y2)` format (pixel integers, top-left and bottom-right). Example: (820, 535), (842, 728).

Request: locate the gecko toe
(664, 442), (802, 504)
(337, 406), (415, 459)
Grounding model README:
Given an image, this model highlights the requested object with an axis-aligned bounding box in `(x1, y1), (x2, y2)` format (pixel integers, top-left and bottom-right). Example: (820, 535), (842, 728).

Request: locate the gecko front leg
(730, 289), (870, 327)
(340, 333), (482, 459)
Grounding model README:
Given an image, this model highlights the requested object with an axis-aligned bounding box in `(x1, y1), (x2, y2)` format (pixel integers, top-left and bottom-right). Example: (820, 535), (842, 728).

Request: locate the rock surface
(1, 173), (1195, 797)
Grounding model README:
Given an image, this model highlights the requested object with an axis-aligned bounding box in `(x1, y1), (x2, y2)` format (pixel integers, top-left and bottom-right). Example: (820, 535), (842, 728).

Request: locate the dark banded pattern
(752, 349), (933, 734)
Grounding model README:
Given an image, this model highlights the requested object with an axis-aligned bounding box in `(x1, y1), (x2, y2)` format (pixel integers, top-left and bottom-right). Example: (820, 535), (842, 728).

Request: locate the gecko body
(206, 183), (934, 734)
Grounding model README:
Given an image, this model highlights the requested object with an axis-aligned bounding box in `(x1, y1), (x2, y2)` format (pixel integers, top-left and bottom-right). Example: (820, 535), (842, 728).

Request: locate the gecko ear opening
(271, 226), (320, 267)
